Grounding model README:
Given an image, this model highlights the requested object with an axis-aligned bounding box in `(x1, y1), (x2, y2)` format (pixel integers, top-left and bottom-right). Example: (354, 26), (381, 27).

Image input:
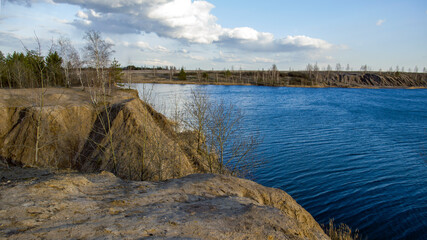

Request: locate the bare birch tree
(83, 30), (114, 88)
(207, 99), (261, 176)
(184, 88), (210, 153)
(184, 89), (262, 176)
(55, 37), (79, 87)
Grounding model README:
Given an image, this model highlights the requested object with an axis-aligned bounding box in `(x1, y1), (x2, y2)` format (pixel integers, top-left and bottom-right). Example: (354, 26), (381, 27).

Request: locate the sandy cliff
(0, 167), (328, 239)
(0, 88), (209, 181)
(0, 87), (330, 239)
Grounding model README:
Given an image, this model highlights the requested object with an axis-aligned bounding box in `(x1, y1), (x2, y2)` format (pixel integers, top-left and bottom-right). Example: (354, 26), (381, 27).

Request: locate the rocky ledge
(0, 167), (328, 239)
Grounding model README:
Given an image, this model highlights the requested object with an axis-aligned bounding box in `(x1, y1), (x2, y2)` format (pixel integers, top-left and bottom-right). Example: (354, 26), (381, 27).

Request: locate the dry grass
(323, 219), (363, 240)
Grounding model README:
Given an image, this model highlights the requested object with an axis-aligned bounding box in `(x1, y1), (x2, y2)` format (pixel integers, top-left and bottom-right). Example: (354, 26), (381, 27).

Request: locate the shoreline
(119, 79), (427, 90)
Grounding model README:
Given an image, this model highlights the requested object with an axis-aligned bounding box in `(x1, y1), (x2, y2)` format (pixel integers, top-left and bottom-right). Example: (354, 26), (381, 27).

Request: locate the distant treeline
(123, 67), (427, 88)
(124, 65), (177, 71)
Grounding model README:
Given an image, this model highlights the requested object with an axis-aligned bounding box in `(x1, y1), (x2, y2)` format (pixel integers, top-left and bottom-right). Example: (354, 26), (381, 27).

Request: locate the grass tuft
(322, 219), (364, 240)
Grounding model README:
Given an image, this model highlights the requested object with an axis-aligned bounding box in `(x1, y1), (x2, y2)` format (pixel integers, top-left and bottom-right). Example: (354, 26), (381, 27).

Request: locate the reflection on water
(127, 83), (427, 240)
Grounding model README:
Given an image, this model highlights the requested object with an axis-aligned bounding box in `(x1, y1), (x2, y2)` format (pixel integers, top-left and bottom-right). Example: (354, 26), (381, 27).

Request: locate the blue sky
(0, 0), (426, 71)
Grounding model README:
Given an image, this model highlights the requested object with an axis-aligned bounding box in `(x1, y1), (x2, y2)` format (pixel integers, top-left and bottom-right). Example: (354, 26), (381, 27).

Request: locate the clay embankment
(0, 88), (209, 181)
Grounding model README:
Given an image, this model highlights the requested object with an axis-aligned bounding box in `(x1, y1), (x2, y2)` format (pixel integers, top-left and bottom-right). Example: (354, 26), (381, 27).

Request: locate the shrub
(202, 72), (208, 80)
(178, 67), (186, 80)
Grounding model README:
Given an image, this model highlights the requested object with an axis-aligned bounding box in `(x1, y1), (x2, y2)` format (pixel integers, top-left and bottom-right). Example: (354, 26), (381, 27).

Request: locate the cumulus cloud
(19, 0), (332, 52)
(122, 40), (169, 53)
(376, 19), (385, 26)
(219, 30), (332, 52)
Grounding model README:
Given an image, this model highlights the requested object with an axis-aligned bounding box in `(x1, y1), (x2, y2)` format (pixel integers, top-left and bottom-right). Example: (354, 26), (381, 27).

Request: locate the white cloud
(76, 10), (88, 19)
(143, 59), (173, 66)
(122, 41), (169, 53)
(147, 0), (222, 44)
(134, 41), (151, 50)
(251, 57), (274, 63)
(46, 0), (332, 52)
(188, 55), (205, 61)
(225, 27), (260, 41)
(89, 9), (101, 18)
(155, 45), (169, 52)
(53, 17), (70, 24)
(280, 35), (331, 49)
(376, 19), (385, 26)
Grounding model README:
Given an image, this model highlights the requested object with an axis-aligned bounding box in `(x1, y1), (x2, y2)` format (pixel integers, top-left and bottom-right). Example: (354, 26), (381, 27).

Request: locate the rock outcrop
(0, 88), (209, 181)
(0, 167), (329, 239)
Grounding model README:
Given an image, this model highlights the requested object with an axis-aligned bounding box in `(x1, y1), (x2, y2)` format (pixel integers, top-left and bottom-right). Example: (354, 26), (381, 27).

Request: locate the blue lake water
(128, 83), (427, 240)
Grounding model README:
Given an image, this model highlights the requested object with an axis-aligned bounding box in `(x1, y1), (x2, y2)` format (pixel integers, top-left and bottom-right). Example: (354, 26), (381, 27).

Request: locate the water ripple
(129, 84), (427, 240)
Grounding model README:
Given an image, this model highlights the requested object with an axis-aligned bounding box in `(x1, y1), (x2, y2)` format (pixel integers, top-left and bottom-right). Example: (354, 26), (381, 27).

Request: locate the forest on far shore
(1, 30), (426, 89)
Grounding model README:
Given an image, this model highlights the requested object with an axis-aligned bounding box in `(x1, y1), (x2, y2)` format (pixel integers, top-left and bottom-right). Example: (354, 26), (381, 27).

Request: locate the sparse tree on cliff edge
(55, 37), (78, 87)
(184, 89), (210, 154)
(184, 89), (262, 177)
(108, 58), (123, 88)
(83, 30), (114, 87)
(207, 99), (261, 176)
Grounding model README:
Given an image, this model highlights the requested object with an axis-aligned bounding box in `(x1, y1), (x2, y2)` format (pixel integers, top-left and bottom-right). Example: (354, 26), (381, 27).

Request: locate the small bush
(202, 72), (208, 80)
(178, 67), (186, 80)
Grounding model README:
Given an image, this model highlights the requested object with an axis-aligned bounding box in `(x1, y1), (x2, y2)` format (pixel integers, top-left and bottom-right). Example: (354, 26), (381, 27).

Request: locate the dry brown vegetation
(323, 219), (363, 240)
